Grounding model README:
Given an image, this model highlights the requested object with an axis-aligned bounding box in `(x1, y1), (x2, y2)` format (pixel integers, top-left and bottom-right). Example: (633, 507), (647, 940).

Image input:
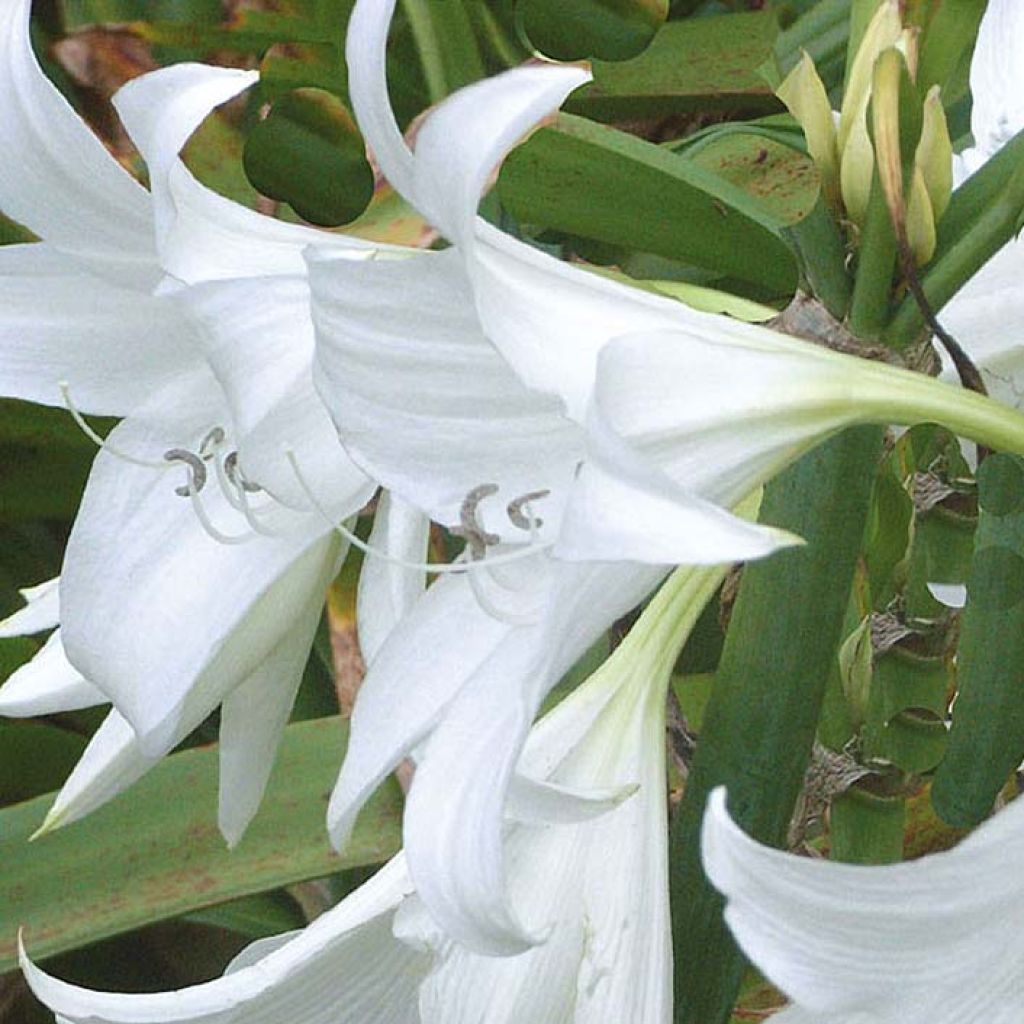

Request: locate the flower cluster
(2, 0), (1024, 1020)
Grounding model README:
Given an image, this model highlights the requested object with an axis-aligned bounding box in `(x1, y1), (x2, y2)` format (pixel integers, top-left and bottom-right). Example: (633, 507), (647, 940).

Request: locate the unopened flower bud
(915, 85), (953, 223)
(778, 51), (840, 209)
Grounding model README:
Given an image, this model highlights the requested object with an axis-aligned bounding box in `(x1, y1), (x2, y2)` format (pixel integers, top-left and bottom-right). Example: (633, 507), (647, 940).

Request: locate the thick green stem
(784, 198), (852, 320)
(848, 178), (897, 339)
(400, 0), (484, 104)
(669, 426), (884, 1024)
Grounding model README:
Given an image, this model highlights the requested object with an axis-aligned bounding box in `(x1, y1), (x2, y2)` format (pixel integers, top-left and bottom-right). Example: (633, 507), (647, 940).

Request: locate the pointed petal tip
(29, 805), (64, 842)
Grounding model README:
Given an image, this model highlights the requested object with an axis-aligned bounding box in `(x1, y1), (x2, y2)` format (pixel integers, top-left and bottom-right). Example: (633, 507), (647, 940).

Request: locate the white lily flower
(0, 0), (386, 841)
(317, 0), (1024, 574)
(702, 786), (1024, 1024)
(938, 0), (1024, 412)
(23, 561), (726, 1023)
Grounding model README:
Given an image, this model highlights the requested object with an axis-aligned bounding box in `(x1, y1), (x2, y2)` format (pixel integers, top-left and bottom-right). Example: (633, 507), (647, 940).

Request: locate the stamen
(185, 485), (257, 545)
(507, 490), (550, 532)
(468, 569), (544, 627)
(451, 483), (501, 559)
(223, 451), (262, 493)
(232, 475), (290, 539)
(59, 381), (167, 470)
(200, 427), (226, 458)
(163, 449), (208, 497)
(285, 448), (554, 576)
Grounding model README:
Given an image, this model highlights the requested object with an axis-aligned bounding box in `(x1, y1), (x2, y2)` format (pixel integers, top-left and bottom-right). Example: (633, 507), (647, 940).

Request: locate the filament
(185, 484), (256, 545)
(59, 381), (168, 470)
(285, 448), (554, 576)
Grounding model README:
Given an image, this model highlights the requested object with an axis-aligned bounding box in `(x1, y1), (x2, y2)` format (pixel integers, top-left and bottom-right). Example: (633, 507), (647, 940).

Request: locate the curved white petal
(21, 856), (426, 1024)
(702, 787), (1024, 1023)
(0, 575), (59, 637)
(113, 62), (375, 283)
(0, 630), (105, 716)
(345, 0), (416, 201)
(0, 243), (201, 416)
(0, 0), (155, 281)
(217, 580), (331, 847)
(59, 383), (340, 754)
(356, 490), (430, 666)
(327, 567), (516, 849)
(177, 275), (374, 512)
(968, 0), (1024, 166)
(309, 246), (583, 541)
(504, 772), (636, 825)
(410, 64), (590, 244)
(941, 240), (1024, 410)
(927, 582), (968, 609)
(402, 560), (663, 954)
(38, 709), (159, 834)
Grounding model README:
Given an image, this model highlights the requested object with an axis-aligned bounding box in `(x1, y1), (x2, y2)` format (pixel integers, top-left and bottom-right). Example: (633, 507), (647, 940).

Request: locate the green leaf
(498, 114), (799, 294)
(0, 721), (87, 807)
(905, 505), (976, 623)
(401, 0), (485, 102)
(0, 716), (401, 971)
(931, 454), (1024, 828)
(517, 0), (666, 63)
(567, 12), (780, 120)
(243, 88), (374, 226)
(183, 891), (307, 939)
(669, 426), (885, 1024)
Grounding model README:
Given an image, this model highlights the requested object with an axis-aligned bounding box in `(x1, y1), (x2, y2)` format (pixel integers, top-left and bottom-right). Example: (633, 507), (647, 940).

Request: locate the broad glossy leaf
(567, 12), (779, 120)
(931, 454), (1024, 828)
(498, 114), (799, 294)
(243, 88), (374, 226)
(0, 716), (401, 971)
(517, 0), (666, 62)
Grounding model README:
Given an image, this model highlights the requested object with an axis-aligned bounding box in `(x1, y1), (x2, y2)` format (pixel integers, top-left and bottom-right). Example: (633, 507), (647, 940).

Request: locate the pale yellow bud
(778, 52), (840, 209)
(838, 0), (902, 154)
(840, 110), (875, 225)
(915, 85), (953, 223)
(906, 166), (937, 264)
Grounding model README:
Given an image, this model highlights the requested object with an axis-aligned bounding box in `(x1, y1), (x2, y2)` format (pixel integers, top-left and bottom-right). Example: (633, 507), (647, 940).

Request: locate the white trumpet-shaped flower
(940, 0), (1024, 413)
(0, 0), (390, 842)
(22, 561), (727, 1024)
(702, 786), (1024, 1024)
(316, 0), (1024, 573)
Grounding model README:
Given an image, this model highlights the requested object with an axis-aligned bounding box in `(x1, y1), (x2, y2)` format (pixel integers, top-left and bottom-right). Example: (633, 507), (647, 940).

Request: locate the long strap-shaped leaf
(0, 716), (402, 972)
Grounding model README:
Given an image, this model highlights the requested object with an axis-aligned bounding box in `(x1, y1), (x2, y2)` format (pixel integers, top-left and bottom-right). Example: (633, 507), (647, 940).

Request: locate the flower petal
(177, 274), (374, 513)
(113, 63), (375, 283)
(0, 0), (155, 279)
(59, 382), (340, 754)
(0, 243), (200, 416)
(356, 490), (430, 666)
(504, 774), (636, 825)
(967, 0), (1024, 166)
(941, 240), (1024, 410)
(344, 0), (417, 201)
(38, 709), (159, 834)
(0, 630), (105, 716)
(327, 568), (516, 849)
(702, 787), (1024, 1022)
(21, 856), (426, 1024)
(309, 246), (583, 542)
(217, 582), (329, 847)
(402, 561), (663, 954)
(0, 574), (58, 637)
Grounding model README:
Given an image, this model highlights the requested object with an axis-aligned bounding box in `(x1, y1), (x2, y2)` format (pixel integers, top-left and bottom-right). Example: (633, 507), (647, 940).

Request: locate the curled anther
(199, 427), (226, 458)
(164, 448), (207, 497)
(450, 483), (500, 559)
(223, 451), (262, 493)
(507, 489), (551, 532)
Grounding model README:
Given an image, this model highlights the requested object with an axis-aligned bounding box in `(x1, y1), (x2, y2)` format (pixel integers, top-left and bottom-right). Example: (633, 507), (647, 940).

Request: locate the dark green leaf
(517, 0), (666, 63)
(243, 88), (374, 226)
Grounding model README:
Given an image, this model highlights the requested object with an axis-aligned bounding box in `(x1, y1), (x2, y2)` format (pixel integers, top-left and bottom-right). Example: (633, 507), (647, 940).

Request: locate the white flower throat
(61, 379), (554, 624)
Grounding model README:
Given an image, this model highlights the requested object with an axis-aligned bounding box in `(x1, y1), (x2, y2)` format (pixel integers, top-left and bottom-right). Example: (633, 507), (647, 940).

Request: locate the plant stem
(669, 426), (884, 1024)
